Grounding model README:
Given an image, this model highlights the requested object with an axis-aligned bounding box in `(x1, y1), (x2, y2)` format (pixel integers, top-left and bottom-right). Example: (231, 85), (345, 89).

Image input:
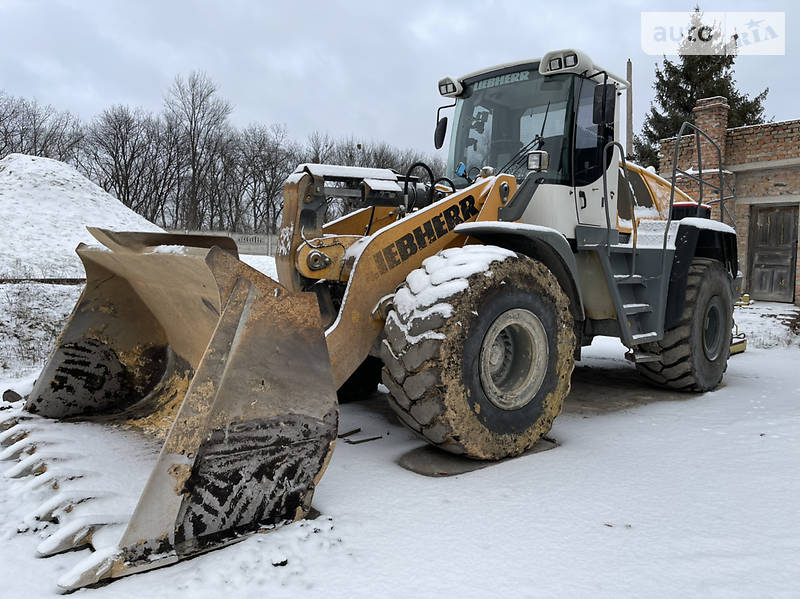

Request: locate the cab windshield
(446, 67), (574, 186)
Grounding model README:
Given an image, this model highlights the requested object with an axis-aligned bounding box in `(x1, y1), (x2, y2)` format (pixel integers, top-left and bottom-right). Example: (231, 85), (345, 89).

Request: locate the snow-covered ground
(239, 254), (278, 278)
(1, 294), (799, 598)
(733, 301), (800, 349)
(0, 282), (82, 377)
(1, 155), (799, 596)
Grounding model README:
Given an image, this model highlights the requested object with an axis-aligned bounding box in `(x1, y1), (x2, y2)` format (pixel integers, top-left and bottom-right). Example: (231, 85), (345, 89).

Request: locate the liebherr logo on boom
(372, 195), (479, 274)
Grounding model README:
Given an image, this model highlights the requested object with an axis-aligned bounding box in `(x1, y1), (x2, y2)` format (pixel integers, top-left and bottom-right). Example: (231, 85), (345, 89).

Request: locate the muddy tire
(380, 245), (575, 460)
(636, 258), (732, 391)
(337, 356), (383, 403)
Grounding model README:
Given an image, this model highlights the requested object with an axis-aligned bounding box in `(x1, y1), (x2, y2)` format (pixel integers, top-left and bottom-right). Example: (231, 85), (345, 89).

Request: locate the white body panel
(574, 155), (619, 228)
(519, 183), (579, 238)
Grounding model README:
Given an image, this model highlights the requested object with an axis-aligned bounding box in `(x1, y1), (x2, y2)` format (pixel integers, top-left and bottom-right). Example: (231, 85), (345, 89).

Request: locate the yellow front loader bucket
(8, 228), (337, 590)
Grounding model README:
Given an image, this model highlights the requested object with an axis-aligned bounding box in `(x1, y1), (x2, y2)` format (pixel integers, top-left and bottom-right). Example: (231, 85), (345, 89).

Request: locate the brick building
(659, 97), (800, 305)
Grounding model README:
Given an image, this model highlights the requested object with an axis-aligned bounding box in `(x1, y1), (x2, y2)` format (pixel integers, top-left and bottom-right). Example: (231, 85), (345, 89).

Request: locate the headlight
(527, 150), (550, 172)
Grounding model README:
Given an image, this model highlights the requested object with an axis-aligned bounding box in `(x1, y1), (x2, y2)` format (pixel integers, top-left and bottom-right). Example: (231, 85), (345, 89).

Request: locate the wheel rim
(702, 295), (724, 361)
(479, 308), (549, 410)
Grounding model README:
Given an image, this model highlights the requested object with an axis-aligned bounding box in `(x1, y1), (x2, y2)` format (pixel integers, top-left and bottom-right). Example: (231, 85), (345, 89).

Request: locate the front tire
(637, 258), (733, 391)
(381, 245), (575, 460)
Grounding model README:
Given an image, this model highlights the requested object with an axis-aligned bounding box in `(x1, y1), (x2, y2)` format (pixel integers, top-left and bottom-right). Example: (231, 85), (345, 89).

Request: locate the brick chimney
(692, 96), (731, 221)
(692, 96), (730, 171)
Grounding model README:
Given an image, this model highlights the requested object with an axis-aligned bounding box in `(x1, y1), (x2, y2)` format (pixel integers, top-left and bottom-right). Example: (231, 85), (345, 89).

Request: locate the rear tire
(636, 258), (732, 391)
(381, 245), (575, 460)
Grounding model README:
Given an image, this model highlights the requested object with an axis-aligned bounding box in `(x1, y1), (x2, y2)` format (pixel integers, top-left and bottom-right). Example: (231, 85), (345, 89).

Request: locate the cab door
(572, 79), (619, 228)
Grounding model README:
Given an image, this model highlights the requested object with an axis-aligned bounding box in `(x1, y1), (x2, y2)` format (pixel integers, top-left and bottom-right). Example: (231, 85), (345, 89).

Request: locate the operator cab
(435, 49), (628, 237)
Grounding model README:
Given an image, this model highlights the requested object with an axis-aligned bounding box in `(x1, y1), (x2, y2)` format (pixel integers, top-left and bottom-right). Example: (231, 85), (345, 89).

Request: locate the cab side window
(573, 80), (614, 187)
(574, 81), (602, 186)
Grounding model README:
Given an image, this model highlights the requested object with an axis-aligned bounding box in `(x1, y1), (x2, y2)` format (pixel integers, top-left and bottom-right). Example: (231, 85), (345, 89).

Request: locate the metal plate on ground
(397, 437), (558, 477)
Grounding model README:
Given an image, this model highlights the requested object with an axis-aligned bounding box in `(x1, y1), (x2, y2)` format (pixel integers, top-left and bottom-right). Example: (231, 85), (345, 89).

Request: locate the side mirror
(434, 117), (448, 149)
(527, 150), (549, 172)
(592, 84), (616, 125)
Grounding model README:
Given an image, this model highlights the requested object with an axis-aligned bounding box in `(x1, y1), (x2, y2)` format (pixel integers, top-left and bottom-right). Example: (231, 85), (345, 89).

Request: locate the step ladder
(587, 130), (735, 361)
(576, 223), (673, 352)
(605, 244), (664, 349)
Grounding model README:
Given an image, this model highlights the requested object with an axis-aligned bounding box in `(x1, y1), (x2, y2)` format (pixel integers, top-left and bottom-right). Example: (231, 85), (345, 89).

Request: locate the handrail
(601, 140), (638, 277)
(661, 121), (737, 301)
(664, 121), (736, 252)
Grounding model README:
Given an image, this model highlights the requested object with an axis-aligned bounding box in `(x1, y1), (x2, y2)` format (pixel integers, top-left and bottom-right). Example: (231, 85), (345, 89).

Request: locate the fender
(454, 221), (585, 322)
(665, 218), (739, 329)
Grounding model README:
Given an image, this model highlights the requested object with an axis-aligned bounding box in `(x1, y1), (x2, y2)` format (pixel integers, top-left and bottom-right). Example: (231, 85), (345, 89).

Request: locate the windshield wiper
(498, 100), (550, 177)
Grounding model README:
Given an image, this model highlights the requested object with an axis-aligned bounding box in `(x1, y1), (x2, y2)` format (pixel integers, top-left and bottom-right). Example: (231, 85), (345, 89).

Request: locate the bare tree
(0, 93), (23, 157)
(164, 72), (232, 229)
(0, 76), (447, 240)
(0, 93), (83, 161)
(305, 130), (335, 164)
(141, 112), (185, 227)
(83, 105), (151, 209)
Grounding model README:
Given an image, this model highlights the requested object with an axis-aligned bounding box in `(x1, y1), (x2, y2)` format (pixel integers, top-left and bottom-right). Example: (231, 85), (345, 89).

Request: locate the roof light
(437, 77), (463, 97)
(540, 49), (595, 77)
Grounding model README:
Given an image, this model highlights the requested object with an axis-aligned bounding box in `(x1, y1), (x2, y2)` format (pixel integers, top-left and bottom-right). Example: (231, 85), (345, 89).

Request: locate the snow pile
(393, 245), (515, 318)
(617, 216), (733, 249)
(0, 154), (162, 278)
(151, 244), (187, 255)
(633, 204), (661, 219)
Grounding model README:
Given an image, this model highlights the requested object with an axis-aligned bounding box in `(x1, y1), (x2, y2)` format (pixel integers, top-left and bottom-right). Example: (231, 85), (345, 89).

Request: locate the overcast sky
(0, 0), (795, 157)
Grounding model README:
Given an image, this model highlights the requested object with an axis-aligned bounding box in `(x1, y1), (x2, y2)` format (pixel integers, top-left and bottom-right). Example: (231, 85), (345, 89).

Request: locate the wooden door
(748, 204), (798, 302)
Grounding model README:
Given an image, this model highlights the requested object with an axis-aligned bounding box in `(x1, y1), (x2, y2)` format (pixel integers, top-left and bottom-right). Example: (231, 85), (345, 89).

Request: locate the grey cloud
(0, 0), (794, 155)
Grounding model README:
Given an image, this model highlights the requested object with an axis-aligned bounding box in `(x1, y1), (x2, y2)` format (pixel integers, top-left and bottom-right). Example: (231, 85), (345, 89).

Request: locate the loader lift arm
(277, 164), (530, 389)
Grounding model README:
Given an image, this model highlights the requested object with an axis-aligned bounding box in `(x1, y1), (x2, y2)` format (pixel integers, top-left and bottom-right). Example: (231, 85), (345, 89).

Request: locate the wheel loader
(1, 49), (739, 590)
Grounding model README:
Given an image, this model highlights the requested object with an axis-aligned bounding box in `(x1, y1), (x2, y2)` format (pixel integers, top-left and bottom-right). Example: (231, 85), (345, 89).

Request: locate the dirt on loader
(435, 257), (576, 459)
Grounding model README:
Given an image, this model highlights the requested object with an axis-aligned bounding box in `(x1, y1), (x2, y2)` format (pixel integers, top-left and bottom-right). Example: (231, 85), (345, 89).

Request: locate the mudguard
(665, 219), (738, 330)
(454, 221), (585, 321)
